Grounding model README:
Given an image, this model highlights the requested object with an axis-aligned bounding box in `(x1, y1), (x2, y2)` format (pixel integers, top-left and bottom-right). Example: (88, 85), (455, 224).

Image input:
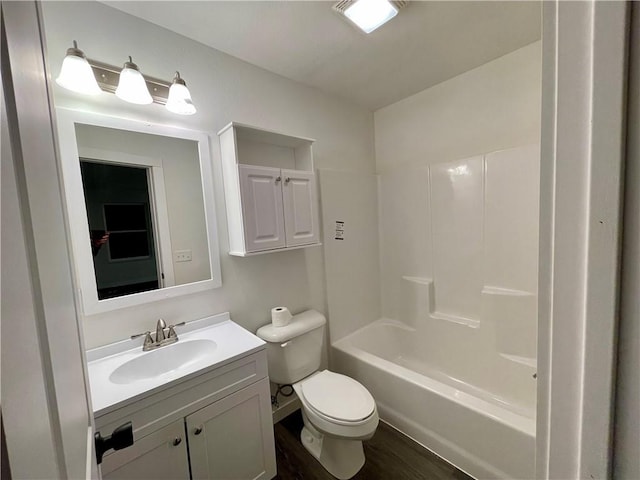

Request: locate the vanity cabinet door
(239, 165), (286, 252)
(281, 169), (320, 247)
(101, 420), (189, 480)
(187, 377), (276, 480)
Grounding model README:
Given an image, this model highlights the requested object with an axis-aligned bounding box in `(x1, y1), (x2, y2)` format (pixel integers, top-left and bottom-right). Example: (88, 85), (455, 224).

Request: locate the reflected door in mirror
(81, 161), (161, 299)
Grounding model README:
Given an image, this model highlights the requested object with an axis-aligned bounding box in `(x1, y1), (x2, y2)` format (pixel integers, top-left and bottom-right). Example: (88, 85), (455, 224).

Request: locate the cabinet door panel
(282, 169), (320, 246)
(101, 420), (189, 480)
(239, 165), (286, 252)
(187, 378), (276, 480)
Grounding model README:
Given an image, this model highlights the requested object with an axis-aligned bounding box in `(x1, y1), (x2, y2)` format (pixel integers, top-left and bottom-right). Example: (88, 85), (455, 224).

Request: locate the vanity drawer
(95, 350), (267, 441)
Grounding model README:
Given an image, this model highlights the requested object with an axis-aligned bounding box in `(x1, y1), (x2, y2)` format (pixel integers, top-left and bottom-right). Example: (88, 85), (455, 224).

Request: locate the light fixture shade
(55, 42), (101, 95)
(115, 58), (153, 105)
(344, 0), (398, 33)
(166, 72), (196, 115)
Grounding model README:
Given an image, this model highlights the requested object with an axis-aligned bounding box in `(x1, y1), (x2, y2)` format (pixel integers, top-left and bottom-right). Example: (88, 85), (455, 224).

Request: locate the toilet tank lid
(256, 310), (326, 343)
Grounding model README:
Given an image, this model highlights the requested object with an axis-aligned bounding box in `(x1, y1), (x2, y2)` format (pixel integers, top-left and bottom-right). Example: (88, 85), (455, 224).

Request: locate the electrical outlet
(174, 249), (192, 262)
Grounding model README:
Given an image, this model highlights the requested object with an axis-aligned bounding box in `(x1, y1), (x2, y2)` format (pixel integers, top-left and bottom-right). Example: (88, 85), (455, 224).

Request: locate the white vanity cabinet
(219, 122), (321, 256)
(187, 379), (275, 479)
(102, 420), (190, 479)
(95, 350), (276, 480)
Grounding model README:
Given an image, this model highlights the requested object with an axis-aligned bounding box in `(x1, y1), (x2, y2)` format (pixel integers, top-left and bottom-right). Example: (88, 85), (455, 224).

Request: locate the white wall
(319, 170), (380, 342)
(41, 1), (375, 348)
(375, 41), (541, 322)
(375, 41), (541, 172)
(318, 41), (542, 346)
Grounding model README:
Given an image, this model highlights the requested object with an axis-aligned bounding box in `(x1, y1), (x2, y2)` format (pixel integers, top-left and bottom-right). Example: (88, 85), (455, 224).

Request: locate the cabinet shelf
(218, 122), (321, 256)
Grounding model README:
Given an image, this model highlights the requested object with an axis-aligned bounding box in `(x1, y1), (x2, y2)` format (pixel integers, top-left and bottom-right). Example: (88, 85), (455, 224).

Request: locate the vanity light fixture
(56, 41), (102, 95)
(55, 42), (197, 115)
(333, 0), (407, 34)
(115, 56), (153, 105)
(165, 72), (197, 115)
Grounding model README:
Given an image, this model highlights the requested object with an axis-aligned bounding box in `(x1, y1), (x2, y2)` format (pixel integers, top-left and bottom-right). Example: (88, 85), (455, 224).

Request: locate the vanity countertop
(87, 312), (265, 417)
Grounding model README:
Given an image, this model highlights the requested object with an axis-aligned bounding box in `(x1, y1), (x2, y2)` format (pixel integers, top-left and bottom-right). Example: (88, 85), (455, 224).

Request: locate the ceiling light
(115, 57), (153, 105)
(343, 0), (398, 33)
(166, 72), (196, 115)
(56, 41), (102, 95)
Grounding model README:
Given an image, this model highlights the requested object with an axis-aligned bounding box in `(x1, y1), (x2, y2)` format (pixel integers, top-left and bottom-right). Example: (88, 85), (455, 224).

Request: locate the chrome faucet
(155, 318), (167, 343)
(131, 319), (186, 351)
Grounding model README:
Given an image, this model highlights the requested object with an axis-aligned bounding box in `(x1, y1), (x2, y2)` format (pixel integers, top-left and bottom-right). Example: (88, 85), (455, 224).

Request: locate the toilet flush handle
(280, 341), (290, 348)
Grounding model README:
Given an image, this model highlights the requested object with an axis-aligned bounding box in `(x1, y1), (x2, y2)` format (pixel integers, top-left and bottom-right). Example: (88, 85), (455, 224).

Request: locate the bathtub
(332, 319), (536, 479)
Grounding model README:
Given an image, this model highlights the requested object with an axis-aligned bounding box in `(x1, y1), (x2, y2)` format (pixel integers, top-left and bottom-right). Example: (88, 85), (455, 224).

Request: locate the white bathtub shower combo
(330, 144), (540, 479)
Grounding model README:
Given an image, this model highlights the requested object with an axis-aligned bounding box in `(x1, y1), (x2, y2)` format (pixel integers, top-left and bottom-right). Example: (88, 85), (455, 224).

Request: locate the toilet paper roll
(271, 306), (293, 327)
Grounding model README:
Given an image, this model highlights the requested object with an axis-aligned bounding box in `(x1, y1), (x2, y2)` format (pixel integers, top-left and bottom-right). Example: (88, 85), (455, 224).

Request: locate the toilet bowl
(256, 310), (378, 479)
(293, 370), (379, 479)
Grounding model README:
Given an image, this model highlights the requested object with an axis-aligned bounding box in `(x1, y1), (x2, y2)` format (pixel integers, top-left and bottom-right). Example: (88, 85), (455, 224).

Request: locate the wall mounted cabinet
(219, 122), (321, 256)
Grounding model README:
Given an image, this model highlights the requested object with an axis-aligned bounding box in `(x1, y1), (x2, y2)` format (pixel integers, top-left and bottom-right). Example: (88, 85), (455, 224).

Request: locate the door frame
(614, 2), (640, 478)
(537, 2), (629, 478)
(1, 1), (97, 478)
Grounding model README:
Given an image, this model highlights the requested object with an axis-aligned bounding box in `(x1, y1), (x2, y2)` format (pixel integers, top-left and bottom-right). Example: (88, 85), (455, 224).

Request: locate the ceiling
(103, 1), (541, 111)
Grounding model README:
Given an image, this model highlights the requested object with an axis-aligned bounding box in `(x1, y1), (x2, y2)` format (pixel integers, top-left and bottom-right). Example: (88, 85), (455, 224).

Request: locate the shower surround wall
(328, 42), (541, 479)
(375, 42), (541, 389)
(379, 144), (539, 408)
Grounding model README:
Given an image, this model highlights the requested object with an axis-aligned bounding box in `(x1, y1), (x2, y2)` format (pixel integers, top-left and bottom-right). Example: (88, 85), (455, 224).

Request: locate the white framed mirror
(56, 108), (222, 315)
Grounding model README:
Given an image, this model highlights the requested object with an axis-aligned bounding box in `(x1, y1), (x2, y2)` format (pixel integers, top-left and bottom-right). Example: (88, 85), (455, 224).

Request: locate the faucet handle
(166, 322), (186, 340)
(131, 331), (154, 349)
(131, 330), (151, 340)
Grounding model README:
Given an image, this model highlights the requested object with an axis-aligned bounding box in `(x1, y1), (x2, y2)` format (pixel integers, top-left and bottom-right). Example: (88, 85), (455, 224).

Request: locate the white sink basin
(87, 314), (266, 415)
(109, 339), (217, 384)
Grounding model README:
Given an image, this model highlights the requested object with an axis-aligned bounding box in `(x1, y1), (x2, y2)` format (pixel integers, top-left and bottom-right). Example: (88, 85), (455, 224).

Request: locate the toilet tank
(256, 310), (326, 385)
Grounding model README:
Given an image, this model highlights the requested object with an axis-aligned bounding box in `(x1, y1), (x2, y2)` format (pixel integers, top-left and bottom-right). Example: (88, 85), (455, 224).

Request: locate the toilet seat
(297, 371), (376, 424)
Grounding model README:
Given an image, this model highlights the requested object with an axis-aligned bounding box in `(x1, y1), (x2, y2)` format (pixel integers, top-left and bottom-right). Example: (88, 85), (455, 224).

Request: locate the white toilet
(256, 310), (378, 479)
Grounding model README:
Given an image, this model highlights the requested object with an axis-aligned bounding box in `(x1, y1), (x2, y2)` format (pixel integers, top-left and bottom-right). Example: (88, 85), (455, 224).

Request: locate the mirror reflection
(75, 124), (211, 301)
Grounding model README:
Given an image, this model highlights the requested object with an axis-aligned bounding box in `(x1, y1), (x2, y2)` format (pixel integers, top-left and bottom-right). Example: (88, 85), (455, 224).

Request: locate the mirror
(56, 108), (221, 314)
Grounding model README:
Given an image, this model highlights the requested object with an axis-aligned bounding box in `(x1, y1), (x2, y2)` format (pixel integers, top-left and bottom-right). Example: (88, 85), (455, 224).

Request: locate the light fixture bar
(87, 59), (171, 105)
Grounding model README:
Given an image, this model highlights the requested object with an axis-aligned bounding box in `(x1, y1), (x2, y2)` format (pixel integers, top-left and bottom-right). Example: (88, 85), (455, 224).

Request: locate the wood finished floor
(273, 411), (474, 480)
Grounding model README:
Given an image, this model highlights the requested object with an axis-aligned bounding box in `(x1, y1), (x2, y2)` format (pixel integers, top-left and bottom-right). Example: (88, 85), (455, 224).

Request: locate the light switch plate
(174, 249), (192, 262)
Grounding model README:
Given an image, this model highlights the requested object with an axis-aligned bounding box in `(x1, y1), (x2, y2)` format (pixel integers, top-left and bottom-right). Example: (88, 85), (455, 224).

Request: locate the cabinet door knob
(194, 426), (203, 435)
(275, 176), (281, 183)
(172, 437), (182, 446)
(284, 177), (291, 184)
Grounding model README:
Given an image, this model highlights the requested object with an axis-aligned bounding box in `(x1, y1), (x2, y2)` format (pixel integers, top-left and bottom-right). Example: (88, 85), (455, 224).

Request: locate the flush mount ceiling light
(166, 72), (196, 115)
(56, 41), (102, 95)
(55, 41), (197, 115)
(115, 56), (153, 105)
(334, 0), (407, 34)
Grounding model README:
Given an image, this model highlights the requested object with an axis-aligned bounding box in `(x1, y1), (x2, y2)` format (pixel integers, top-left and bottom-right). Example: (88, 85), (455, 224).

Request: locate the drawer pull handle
(172, 437), (182, 446)
(275, 176), (281, 183)
(194, 426), (203, 435)
(285, 177), (291, 184)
